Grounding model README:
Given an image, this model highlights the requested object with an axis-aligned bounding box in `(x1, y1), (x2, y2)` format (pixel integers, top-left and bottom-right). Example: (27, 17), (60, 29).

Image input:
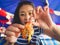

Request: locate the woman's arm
(43, 23), (60, 41)
(52, 24), (60, 37)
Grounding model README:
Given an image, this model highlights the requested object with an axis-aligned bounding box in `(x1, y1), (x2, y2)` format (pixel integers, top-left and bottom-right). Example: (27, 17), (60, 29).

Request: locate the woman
(4, 1), (60, 45)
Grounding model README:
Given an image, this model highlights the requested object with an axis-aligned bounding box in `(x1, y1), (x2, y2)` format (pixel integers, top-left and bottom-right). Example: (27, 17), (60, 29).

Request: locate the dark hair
(12, 1), (34, 24)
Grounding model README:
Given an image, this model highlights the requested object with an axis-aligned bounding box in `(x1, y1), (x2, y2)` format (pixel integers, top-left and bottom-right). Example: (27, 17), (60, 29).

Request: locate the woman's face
(19, 5), (34, 25)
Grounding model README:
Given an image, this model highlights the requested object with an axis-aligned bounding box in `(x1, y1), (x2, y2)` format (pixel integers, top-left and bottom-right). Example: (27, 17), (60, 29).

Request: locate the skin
(35, 6), (60, 41)
(5, 4), (60, 44)
(19, 5), (34, 24)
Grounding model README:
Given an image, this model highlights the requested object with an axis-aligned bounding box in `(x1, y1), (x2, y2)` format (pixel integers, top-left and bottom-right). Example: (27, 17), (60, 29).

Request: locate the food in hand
(21, 22), (34, 42)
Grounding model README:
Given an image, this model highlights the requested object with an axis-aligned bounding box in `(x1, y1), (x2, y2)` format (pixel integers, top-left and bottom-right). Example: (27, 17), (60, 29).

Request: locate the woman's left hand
(33, 6), (54, 30)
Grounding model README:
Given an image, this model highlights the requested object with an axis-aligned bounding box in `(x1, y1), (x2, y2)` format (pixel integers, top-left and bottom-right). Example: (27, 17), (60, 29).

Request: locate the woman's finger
(5, 30), (15, 36)
(44, 6), (49, 14)
(7, 26), (20, 33)
(12, 23), (25, 29)
(36, 6), (43, 14)
(5, 36), (17, 43)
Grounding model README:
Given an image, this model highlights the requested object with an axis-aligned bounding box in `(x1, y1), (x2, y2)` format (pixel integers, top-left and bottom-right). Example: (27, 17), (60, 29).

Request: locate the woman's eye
(20, 14), (25, 16)
(29, 13), (32, 16)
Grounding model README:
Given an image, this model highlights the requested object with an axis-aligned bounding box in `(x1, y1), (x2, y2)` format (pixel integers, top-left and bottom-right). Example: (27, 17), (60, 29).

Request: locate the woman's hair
(12, 1), (34, 24)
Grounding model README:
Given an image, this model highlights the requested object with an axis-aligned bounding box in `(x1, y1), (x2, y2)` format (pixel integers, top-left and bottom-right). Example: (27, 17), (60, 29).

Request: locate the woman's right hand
(5, 23), (25, 43)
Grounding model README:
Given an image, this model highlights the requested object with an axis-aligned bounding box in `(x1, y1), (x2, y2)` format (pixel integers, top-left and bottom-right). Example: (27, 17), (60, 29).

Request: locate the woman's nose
(25, 15), (30, 22)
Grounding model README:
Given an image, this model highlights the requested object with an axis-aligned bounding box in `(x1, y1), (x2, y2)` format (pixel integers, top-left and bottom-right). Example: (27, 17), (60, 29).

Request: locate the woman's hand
(5, 23), (24, 43)
(33, 6), (54, 30)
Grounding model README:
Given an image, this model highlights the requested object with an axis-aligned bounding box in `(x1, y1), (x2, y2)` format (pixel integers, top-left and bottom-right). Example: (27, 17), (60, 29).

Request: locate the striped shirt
(15, 26), (43, 45)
